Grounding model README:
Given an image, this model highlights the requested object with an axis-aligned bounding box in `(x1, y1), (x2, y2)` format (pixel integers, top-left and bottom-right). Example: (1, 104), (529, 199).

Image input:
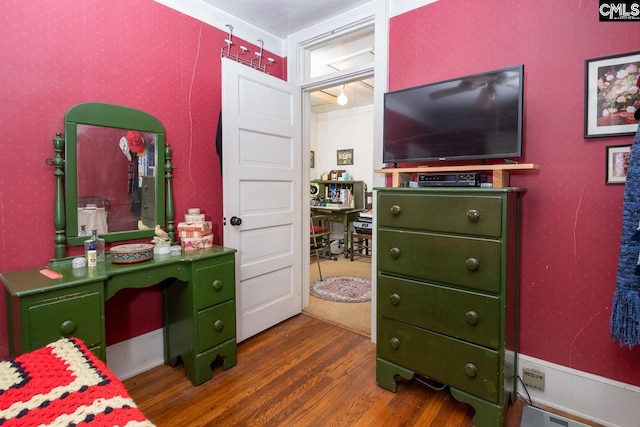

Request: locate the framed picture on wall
(310, 150), (315, 168)
(584, 50), (640, 138)
(337, 149), (353, 165)
(606, 144), (632, 184)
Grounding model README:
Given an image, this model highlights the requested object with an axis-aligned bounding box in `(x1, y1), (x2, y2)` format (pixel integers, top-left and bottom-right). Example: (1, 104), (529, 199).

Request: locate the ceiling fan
(429, 72), (516, 100)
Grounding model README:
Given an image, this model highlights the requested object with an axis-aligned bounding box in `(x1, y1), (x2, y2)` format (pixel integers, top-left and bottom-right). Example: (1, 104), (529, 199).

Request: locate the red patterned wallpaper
(390, 0), (640, 386)
(0, 0), (284, 352)
(2, 0), (638, 389)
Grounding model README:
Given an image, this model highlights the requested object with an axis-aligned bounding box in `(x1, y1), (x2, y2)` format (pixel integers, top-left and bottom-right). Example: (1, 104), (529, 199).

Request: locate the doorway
(304, 78), (374, 336)
(290, 7), (386, 340)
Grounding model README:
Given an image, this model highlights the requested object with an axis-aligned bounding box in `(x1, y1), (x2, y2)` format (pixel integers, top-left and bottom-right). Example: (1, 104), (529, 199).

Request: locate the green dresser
(376, 187), (524, 427)
(2, 246), (237, 386)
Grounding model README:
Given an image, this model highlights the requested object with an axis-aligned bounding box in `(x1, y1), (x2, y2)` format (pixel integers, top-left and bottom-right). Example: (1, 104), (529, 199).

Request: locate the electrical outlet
(522, 367), (545, 391)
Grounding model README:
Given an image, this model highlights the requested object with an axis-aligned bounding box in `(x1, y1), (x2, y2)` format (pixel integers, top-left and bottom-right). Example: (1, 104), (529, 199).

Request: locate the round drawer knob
(214, 320), (224, 331)
(60, 320), (77, 336)
(390, 205), (402, 216)
(464, 363), (478, 378)
(390, 293), (401, 305)
(465, 311), (479, 325)
(466, 209), (480, 222)
(465, 258), (479, 271)
(390, 337), (401, 350)
(390, 248), (401, 259)
(212, 280), (223, 291)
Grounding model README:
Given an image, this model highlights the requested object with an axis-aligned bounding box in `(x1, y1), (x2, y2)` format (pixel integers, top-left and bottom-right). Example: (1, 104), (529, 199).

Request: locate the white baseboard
(106, 332), (639, 427)
(518, 353), (640, 427)
(106, 328), (164, 381)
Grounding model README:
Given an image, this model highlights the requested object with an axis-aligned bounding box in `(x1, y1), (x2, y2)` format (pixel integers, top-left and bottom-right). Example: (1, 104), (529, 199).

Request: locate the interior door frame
(291, 0), (388, 341)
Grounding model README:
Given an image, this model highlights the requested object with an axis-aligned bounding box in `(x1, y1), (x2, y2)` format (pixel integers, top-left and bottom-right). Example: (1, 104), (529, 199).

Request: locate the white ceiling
(310, 79), (374, 113)
(200, 0), (373, 38)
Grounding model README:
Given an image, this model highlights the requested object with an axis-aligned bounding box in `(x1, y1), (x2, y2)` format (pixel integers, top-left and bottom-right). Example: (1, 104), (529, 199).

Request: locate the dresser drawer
(140, 176), (156, 226)
(378, 229), (501, 293)
(28, 291), (103, 351)
(378, 275), (500, 349)
(141, 176), (155, 201)
(198, 300), (236, 352)
(377, 317), (499, 403)
(194, 258), (235, 310)
(378, 192), (502, 237)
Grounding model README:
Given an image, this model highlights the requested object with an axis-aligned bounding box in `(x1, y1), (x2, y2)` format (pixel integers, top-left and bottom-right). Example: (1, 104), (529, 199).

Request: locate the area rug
(310, 276), (371, 303)
(0, 337), (154, 426)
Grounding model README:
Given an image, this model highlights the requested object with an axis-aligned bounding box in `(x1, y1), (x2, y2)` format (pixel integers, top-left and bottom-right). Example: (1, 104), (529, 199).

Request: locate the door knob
(230, 216), (242, 226)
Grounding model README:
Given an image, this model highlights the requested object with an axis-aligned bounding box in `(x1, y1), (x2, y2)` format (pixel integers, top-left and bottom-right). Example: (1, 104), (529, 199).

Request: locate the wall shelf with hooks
(220, 25), (275, 74)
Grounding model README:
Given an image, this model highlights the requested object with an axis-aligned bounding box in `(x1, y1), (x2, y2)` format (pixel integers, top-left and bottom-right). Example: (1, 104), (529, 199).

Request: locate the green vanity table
(5, 103), (238, 386)
(1, 246), (237, 386)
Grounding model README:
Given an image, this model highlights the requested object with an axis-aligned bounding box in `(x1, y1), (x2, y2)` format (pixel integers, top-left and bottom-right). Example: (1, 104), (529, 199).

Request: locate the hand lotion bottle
(85, 229), (105, 263)
(86, 242), (97, 267)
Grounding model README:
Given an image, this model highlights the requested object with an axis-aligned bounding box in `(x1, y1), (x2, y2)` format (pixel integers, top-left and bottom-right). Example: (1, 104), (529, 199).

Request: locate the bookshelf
(311, 180), (365, 210)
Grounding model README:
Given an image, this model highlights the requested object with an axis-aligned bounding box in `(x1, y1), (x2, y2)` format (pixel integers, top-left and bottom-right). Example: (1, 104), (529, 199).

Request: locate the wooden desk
(1, 246), (237, 386)
(311, 206), (362, 258)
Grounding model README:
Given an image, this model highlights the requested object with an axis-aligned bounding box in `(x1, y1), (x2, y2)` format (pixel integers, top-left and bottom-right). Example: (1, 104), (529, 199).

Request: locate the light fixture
(337, 85), (348, 106)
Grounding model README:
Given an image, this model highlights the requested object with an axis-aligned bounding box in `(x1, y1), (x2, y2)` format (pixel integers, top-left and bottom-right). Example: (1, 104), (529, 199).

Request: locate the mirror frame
(52, 102), (173, 260)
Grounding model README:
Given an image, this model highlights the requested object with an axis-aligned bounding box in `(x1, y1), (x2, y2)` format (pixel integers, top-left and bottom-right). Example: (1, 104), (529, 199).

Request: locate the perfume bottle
(84, 229), (105, 263)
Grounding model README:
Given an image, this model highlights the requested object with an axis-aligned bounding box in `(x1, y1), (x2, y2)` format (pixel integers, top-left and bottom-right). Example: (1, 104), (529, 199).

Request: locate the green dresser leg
(190, 339), (238, 386)
(376, 358), (414, 392)
(219, 339), (238, 370)
(450, 388), (506, 427)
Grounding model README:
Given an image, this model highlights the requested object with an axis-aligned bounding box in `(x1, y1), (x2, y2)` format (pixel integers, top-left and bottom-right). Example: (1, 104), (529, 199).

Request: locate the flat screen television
(383, 65), (524, 164)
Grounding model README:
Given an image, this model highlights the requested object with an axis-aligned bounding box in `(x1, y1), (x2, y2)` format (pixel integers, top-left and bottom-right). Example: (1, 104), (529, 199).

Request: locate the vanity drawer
(378, 192), (502, 237)
(378, 229), (502, 293)
(377, 317), (499, 403)
(378, 275), (500, 349)
(28, 291), (103, 351)
(194, 257), (235, 310)
(198, 300), (236, 352)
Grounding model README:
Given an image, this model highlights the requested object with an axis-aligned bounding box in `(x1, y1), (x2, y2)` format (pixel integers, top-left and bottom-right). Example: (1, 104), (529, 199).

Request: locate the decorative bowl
(110, 244), (154, 264)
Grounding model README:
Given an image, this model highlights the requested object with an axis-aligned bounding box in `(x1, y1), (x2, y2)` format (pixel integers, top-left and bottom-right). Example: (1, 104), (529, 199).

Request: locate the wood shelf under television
(374, 163), (539, 188)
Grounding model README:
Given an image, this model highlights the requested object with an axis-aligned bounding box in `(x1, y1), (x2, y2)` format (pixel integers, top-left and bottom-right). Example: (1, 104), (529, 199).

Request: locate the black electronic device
(383, 65), (524, 164)
(353, 221), (373, 234)
(417, 172), (486, 187)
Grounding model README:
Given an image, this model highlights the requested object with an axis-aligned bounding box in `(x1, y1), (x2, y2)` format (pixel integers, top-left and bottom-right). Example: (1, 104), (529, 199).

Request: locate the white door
(222, 58), (302, 342)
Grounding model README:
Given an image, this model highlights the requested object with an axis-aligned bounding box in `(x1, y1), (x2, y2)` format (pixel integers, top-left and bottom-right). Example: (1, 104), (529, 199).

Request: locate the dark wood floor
(123, 315), (583, 426)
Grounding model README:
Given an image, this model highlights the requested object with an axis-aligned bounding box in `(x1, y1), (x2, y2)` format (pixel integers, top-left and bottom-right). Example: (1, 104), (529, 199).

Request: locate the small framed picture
(329, 169), (346, 180)
(337, 149), (353, 165)
(584, 51), (640, 138)
(310, 150), (315, 168)
(606, 144), (632, 184)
